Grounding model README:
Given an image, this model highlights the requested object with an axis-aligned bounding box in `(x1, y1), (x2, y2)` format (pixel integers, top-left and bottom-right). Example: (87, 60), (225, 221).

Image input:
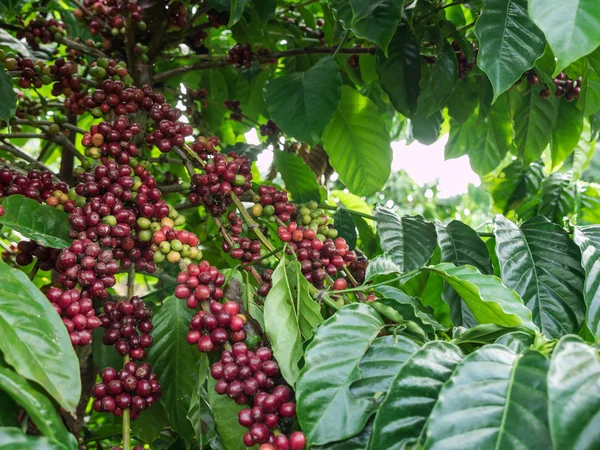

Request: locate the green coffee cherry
(174, 215), (186, 227)
(103, 215), (117, 226)
(263, 205), (275, 216)
(251, 203), (263, 217)
(167, 250), (181, 263)
(153, 251), (166, 263)
(150, 222), (161, 232)
(328, 228), (338, 238)
(307, 200), (318, 209)
(137, 217), (151, 229)
(138, 230), (152, 242)
(170, 239), (183, 252)
(159, 241), (171, 254)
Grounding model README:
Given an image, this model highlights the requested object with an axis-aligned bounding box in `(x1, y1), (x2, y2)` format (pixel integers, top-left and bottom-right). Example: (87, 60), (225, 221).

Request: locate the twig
(56, 36), (108, 59)
(0, 142), (57, 174)
(153, 60), (230, 83)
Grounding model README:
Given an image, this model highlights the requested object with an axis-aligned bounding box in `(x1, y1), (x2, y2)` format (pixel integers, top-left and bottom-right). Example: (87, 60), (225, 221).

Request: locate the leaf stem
(332, 30), (349, 59)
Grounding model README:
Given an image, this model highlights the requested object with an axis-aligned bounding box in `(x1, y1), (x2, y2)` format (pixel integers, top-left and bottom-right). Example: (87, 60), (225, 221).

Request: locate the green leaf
(369, 341), (463, 450)
(365, 255), (400, 281)
(273, 151), (320, 203)
(474, 0), (546, 101)
(376, 23), (421, 117)
(207, 377), (254, 450)
(0, 63), (17, 123)
(348, 0), (384, 22)
(455, 323), (534, 345)
(0, 260), (80, 411)
(548, 335), (600, 450)
(423, 346), (551, 450)
(0, 427), (64, 450)
(574, 226), (600, 338)
(537, 172), (576, 223)
(186, 354), (212, 447)
(514, 85), (559, 164)
(264, 57), (341, 146)
(529, 0), (600, 73)
(551, 101), (584, 168)
(416, 42), (457, 117)
(330, 190), (373, 218)
(264, 257), (322, 386)
(225, 142), (264, 163)
(250, 0), (274, 25)
(436, 220), (493, 327)
(313, 419), (373, 450)
(493, 215), (585, 338)
(354, 215), (378, 258)
(487, 160), (545, 214)
(0, 195), (71, 248)
(131, 401), (169, 445)
(495, 330), (535, 353)
(580, 51), (600, 117)
(332, 208), (357, 250)
(147, 297), (204, 439)
(410, 110), (443, 145)
(346, 0), (401, 55)
(0, 363), (76, 450)
(228, 0), (247, 27)
(349, 334), (420, 401)
(296, 303), (384, 446)
(374, 206), (437, 273)
(447, 77), (480, 124)
(375, 286), (445, 333)
(322, 86), (392, 196)
(426, 262), (538, 330)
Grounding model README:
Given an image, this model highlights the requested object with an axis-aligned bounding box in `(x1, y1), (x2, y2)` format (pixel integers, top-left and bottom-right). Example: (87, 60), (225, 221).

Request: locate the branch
(153, 60), (230, 83)
(0, 142), (57, 174)
(55, 36), (108, 59)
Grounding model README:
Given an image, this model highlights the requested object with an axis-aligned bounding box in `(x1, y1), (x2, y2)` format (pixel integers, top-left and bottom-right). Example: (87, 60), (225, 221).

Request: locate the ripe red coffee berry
(289, 432), (306, 450)
(333, 278), (347, 290)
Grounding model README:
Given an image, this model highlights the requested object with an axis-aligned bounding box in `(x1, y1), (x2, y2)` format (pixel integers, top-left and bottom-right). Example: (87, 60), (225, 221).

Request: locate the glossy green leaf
(264, 57), (341, 146)
(426, 263), (537, 330)
(132, 401), (169, 445)
(493, 215), (585, 338)
(487, 160), (545, 214)
(147, 297), (204, 439)
(410, 110), (443, 145)
(228, 0), (247, 27)
(416, 42), (457, 117)
(0, 195), (71, 248)
(0, 62), (17, 123)
(330, 190), (373, 218)
(369, 341), (463, 450)
(296, 303), (384, 446)
(346, 0), (401, 55)
(349, 334), (420, 401)
(548, 336), (600, 450)
(332, 208), (357, 250)
(436, 220), (493, 327)
(186, 355), (212, 447)
(495, 330), (535, 353)
(374, 206), (437, 273)
(580, 50), (600, 117)
(207, 377), (255, 450)
(0, 427), (64, 450)
(0, 260), (80, 411)
(537, 172), (576, 223)
(529, 0), (600, 73)
(574, 226), (600, 338)
(376, 23), (421, 117)
(365, 255), (400, 281)
(455, 323), (534, 345)
(0, 363), (77, 450)
(273, 151), (320, 203)
(514, 85), (559, 164)
(474, 0), (546, 100)
(423, 346), (551, 450)
(322, 87), (392, 196)
(250, 0), (274, 25)
(348, 0), (384, 22)
(551, 101), (584, 168)
(264, 257), (322, 386)
(0, 391), (18, 427)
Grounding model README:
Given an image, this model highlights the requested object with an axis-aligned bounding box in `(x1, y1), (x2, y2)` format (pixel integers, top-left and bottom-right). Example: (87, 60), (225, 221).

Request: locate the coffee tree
(1, 0), (600, 449)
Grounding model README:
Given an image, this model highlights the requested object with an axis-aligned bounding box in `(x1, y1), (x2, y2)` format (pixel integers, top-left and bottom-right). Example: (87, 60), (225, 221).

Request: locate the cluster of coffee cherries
(14, 240), (60, 269)
(1, 53), (51, 89)
(133, 43), (150, 63)
(0, 168), (69, 203)
(81, 116), (142, 162)
(167, 2), (187, 28)
(187, 300), (248, 352)
(75, 0), (146, 50)
(228, 43), (254, 69)
(452, 40), (477, 80)
(539, 72), (582, 102)
(65, 76), (138, 117)
(253, 185), (295, 222)
(174, 261), (225, 309)
(45, 285), (102, 346)
(211, 342), (305, 448)
(207, 9), (228, 28)
(260, 120), (279, 137)
(88, 58), (130, 83)
(151, 223), (202, 265)
(18, 16), (66, 50)
(92, 362), (161, 420)
(225, 99), (243, 121)
(49, 58), (81, 97)
(189, 140), (252, 216)
(99, 297), (153, 359)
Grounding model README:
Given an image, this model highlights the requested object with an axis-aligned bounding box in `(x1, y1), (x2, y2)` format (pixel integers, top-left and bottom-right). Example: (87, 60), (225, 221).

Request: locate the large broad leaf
(529, 0), (600, 73)
(436, 220), (493, 327)
(349, 335), (420, 402)
(574, 226), (600, 338)
(322, 87), (392, 196)
(0, 363), (77, 450)
(455, 323), (534, 345)
(147, 297), (204, 439)
(207, 378), (255, 450)
(548, 336), (600, 450)
(551, 101), (584, 168)
(416, 42), (457, 118)
(426, 263), (537, 331)
(186, 355), (212, 447)
(410, 110), (443, 145)
(0, 260), (80, 410)
(273, 151), (321, 203)
(487, 160), (545, 214)
(376, 23), (421, 117)
(264, 258), (322, 386)
(264, 57), (341, 146)
(514, 85), (559, 164)
(365, 255), (401, 281)
(474, 0), (546, 101)
(0, 62), (17, 123)
(493, 215), (585, 338)
(313, 419), (374, 450)
(423, 346), (551, 450)
(537, 172), (576, 223)
(227, 0), (247, 27)
(374, 206), (437, 273)
(0, 195), (71, 248)
(296, 303), (384, 446)
(0, 427), (63, 450)
(332, 208), (357, 250)
(369, 342), (463, 450)
(131, 401), (169, 445)
(580, 51), (600, 117)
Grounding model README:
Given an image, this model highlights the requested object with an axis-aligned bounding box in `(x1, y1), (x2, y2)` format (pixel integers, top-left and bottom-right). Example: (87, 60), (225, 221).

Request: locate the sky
(246, 129), (479, 198)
